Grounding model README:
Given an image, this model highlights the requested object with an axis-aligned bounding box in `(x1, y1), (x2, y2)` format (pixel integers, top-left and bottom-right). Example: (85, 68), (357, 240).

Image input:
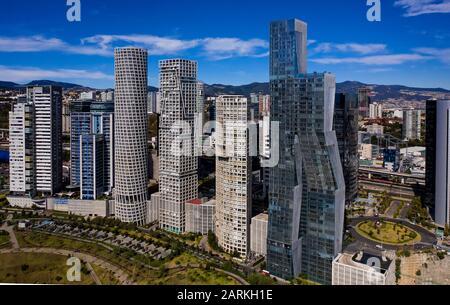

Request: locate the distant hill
(205, 81), (450, 101)
(204, 82), (269, 96)
(0, 81), (19, 89)
(25, 80), (88, 89)
(2, 79), (449, 101)
(0, 80), (90, 90)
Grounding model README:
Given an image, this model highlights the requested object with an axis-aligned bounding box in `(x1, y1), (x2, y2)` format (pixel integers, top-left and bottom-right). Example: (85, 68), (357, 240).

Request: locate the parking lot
(31, 221), (172, 260)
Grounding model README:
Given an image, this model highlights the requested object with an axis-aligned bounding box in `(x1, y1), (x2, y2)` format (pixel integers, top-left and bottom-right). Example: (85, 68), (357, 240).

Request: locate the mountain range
(1, 80), (449, 101)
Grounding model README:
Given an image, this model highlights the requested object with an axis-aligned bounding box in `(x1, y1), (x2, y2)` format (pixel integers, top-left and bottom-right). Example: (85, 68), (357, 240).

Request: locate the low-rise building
(147, 192), (161, 224)
(332, 250), (396, 285)
(250, 213), (268, 257)
(185, 198), (215, 235)
(46, 198), (110, 217)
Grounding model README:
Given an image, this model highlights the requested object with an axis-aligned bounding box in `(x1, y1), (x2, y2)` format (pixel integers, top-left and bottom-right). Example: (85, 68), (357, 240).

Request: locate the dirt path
(1, 221), (19, 249)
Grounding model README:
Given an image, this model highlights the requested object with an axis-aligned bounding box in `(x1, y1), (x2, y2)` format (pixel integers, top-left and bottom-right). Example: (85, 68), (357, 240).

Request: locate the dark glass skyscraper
(266, 19), (345, 284)
(334, 93), (359, 204)
(426, 99), (450, 227)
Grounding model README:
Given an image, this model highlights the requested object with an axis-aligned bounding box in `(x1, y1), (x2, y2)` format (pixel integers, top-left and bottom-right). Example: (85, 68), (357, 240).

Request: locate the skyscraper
(80, 134), (104, 200)
(426, 99), (450, 227)
(9, 99), (35, 197)
(159, 59), (198, 233)
(215, 95), (252, 257)
(358, 87), (372, 119)
(266, 19), (345, 284)
(91, 101), (115, 193)
(70, 100), (93, 187)
(334, 93), (359, 204)
(402, 109), (422, 141)
(27, 86), (63, 195)
(70, 100), (114, 194)
(369, 102), (383, 119)
(114, 47), (149, 224)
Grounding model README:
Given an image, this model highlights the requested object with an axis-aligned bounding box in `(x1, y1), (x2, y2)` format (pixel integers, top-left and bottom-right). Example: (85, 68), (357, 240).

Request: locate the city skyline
(0, 0), (449, 89)
(1, 3), (450, 288)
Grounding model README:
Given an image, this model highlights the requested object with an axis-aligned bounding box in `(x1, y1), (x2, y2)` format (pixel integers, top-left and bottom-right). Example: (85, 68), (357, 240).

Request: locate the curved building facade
(114, 47), (148, 224)
(215, 95), (252, 257)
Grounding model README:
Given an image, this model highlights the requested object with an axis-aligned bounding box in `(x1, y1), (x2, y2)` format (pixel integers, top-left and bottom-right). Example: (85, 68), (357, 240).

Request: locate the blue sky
(0, 0), (449, 89)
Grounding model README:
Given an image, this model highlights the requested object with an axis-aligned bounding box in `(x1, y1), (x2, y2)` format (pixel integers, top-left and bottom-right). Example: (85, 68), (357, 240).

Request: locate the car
(376, 244), (383, 250)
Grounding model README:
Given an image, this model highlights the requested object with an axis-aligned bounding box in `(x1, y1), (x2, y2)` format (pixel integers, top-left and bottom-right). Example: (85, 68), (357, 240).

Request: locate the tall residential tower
(114, 47), (149, 224)
(158, 59), (198, 233)
(27, 86), (63, 195)
(215, 95), (252, 257)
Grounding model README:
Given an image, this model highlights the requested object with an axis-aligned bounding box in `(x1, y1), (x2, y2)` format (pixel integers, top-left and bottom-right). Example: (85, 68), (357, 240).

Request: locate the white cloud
(394, 0), (450, 17)
(0, 65), (113, 83)
(82, 34), (201, 55)
(313, 42), (387, 54)
(0, 35), (111, 56)
(0, 34), (269, 61)
(414, 47), (450, 64)
(311, 54), (430, 65)
(201, 38), (268, 60)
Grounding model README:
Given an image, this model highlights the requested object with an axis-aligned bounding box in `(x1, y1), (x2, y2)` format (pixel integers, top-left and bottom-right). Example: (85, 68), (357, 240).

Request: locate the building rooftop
(336, 249), (393, 275)
(252, 213), (269, 222)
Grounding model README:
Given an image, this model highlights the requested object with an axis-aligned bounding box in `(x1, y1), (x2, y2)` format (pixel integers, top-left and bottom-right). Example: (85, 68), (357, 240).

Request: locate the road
(348, 216), (437, 251)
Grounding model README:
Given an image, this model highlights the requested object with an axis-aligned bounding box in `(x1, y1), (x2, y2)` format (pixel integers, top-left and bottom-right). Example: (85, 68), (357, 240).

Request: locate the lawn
(155, 267), (239, 285)
(356, 221), (421, 245)
(0, 252), (95, 285)
(91, 264), (121, 285)
(14, 230), (242, 285)
(0, 230), (9, 247)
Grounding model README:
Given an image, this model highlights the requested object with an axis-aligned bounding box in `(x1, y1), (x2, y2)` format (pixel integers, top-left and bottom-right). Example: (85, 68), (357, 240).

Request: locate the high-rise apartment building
(402, 109), (422, 141)
(358, 87), (372, 119)
(215, 95), (252, 257)
(369, 102), (383, 119)
(9, 99), (35, 196)
(114, 47), (149, 224)
(159, 59), (198, 233)
(27, 86), (63, 195)
(334, 93), (359, 204)
(266, 19), (345, 284)
(147, 91), (160, 114)
(426, 99), (450, 227)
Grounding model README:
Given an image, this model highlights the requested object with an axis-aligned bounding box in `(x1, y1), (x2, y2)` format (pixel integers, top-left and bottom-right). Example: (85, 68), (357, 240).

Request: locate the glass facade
(70, 100), (114, 195)
(266, 19), (345, 284)
(70, 100), (92, 187)
(334, 93), (359, 204)
(80, 134), (104, 200)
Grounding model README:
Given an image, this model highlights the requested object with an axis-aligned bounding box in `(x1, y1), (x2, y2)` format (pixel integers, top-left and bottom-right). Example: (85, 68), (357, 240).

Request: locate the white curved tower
(215, 95), (252, 257)
(114, 47), (148, 224)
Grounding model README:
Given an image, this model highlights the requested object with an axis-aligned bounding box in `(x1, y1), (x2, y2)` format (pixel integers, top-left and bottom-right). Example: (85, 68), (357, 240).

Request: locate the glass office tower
(334, 93), (359, 204)
(266, 19), (345, 284)
(80, 134), (104, 200)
